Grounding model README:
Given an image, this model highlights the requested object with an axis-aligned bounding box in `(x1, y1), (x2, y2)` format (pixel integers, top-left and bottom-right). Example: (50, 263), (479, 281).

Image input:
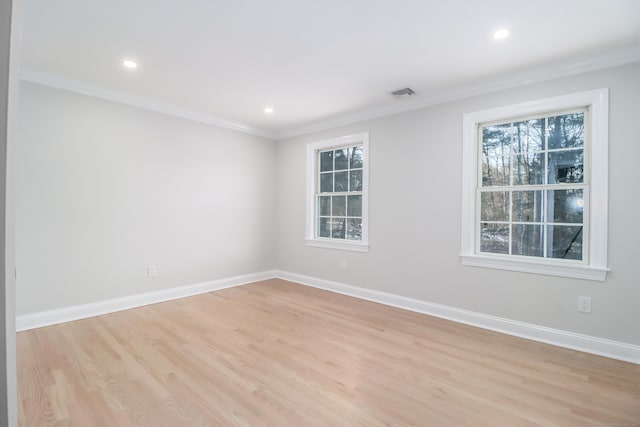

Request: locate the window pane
(482, 124), (511, 187)
(547, 225), (583, 260)
(547, 189), (583, 224)
(347, 218), (362, 240)
(548, 150), (584, 184)
(513, 153), (544, 185)
(318, 196), (331, 216)
(350, 146), (363, 169)
(320, 173), (333, 192)
(511, 224), (544, 257)
(512, 119), (544, 153)
(547, 113), (584, 150)
(320, 151), (333, 172)
(334, 171), (348, 192)
(332, 196), (346, 216)
(349, 170), (362, 191)
(347, 195), (362, 217)
(331, 218), (346, 239)
(335, 149), (348, 170)
(480, 191), (508, 221)
(512, 191), (543, 222)
(318, 218), (331, 238)
(480, 223), (509, 254)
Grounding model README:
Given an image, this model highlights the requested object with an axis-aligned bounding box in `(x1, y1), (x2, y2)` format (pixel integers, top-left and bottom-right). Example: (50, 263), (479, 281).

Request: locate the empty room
(2, 0), (640, 425)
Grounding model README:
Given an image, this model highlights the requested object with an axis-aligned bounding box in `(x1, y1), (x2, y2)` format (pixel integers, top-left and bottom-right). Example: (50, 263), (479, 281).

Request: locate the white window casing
(460, 89), (609, 281)
(306, 132), (369, 252)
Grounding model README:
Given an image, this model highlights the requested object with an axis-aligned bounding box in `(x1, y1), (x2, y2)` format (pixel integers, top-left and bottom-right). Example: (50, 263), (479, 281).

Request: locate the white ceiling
(20, 0), (640, 138)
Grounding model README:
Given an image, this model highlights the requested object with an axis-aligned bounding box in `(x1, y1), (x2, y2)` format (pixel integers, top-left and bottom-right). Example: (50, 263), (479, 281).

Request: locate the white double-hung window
(461, 89), (609, 281)
(306, 132), (369, 252)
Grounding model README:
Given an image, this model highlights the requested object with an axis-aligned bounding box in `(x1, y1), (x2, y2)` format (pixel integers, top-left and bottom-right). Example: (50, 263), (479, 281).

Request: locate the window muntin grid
(478, 108), (588, 262)
(316, 145), (364, 241)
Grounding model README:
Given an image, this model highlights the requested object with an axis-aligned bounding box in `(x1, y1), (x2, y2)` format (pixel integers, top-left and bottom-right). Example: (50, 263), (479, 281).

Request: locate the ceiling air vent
(391, 87), (416, 97)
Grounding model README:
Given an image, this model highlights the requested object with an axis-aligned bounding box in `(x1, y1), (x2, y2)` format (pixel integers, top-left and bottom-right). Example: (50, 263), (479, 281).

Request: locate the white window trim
(460, 89), (609, 281)
(306, 132), (369, 252)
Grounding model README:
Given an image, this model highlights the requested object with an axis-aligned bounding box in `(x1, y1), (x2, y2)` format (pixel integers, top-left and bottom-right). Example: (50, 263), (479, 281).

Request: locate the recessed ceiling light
(264, 107), (274, 114)
(123, 59), (138, 69)
(493, 29), (509, 40)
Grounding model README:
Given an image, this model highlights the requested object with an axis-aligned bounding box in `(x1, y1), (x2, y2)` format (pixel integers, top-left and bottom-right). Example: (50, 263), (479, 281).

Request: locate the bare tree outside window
(479, 110), (586, 260)
(317, 145), (364, 241)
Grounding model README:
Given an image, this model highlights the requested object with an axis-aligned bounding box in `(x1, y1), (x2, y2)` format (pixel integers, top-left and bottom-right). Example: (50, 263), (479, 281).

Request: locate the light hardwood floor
(17, 279), (640, 426)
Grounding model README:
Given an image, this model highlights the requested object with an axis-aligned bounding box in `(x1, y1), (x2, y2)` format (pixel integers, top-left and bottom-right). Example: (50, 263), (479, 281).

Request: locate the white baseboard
(16, 270), (278, 331)
(276, 270), (640, 365)
(17, 269), (639, 364)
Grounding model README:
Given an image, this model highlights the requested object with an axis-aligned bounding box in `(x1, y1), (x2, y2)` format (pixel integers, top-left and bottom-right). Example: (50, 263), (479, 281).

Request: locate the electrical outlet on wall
(578, 296), (592, 313)
(148, 265), (158, 278)
(340, 260), (348, 271)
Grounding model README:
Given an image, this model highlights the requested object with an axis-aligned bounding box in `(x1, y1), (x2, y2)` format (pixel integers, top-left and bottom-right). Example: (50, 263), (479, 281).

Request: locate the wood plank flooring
(17, 279), (640, 426)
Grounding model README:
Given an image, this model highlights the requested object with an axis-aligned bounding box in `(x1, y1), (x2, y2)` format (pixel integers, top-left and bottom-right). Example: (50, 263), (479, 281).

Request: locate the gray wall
(16, 61), (640, 348)
(16, 82), (277, 315)
(1, 0), (18, 424)
(276, 62), (640, 346)
(0, 1), (9, 422)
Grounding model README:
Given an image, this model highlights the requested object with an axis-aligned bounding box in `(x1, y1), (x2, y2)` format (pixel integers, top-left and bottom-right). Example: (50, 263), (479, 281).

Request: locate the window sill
(460, 254), (608, 281)
(306, 239), (369, 253)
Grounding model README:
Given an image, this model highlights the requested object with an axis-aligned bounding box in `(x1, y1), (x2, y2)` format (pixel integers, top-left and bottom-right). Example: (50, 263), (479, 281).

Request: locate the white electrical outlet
(340, 260), (348, 271)
(148, 265), (158, 278)
(577, 296), (592, 313)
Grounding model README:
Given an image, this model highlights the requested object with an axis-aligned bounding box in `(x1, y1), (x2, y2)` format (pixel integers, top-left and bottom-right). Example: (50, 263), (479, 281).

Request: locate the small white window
(306, 133), (369, 252)
(461, 89), (609, 281)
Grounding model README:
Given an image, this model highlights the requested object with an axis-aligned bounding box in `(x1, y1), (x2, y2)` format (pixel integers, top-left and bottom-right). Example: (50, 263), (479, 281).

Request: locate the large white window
(461, 89), (609, 281)
(306, 133), (369, 252)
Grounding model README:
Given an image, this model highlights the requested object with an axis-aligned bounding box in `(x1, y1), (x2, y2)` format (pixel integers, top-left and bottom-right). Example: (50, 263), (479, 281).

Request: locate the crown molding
(21, 44), (640, 141)
(275, 45), (640, 139)
(20, 66), (278, 139)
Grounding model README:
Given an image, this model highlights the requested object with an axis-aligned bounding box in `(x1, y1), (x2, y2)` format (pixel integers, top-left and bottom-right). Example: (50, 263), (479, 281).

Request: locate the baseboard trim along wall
(276, 270), (640, 365)
(16, 269), (639, 364)
(16, 270), (278, 331)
